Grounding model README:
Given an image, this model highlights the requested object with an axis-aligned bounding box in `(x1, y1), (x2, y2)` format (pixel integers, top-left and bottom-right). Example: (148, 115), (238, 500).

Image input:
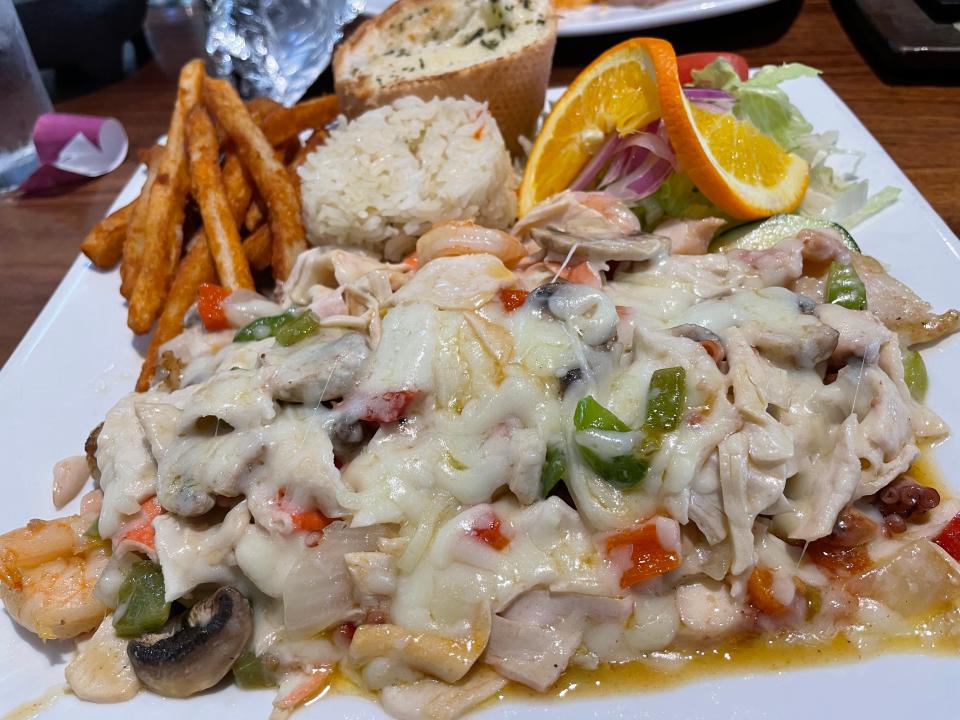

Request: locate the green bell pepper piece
(540, 445), (567, 497)
(642, 367), (686, 432)
(577, 446), (649, 489)
(113, 560), (171, 637)
(233, 308), (297, 343)
(902, 349), (928, 401)
(275, 310), (320, 347)
(233, 650), (278, 689)
(574, 396), (630, 432)
(825, 262), (867, 311)
(84, 517), (101, 541)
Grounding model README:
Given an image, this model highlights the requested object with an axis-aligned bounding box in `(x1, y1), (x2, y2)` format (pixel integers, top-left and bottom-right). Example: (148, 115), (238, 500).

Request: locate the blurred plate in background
(362, 0), (778, 37)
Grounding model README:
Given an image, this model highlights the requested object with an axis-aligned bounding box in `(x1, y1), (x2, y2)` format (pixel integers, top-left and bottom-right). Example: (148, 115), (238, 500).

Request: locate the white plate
(361, 0), (778, 37)
(2, 76), (960, 719)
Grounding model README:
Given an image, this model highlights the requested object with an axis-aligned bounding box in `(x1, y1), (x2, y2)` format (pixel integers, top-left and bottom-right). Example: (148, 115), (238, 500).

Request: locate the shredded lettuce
(691, 60), (820, 150)
(840, 186), (900, 227)
(631, 172), (724, 230)
(691, 58), (899, 227)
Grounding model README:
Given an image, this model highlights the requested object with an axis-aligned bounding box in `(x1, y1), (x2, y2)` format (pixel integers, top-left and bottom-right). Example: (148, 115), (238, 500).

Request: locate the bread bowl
(333, 0), (557, 155)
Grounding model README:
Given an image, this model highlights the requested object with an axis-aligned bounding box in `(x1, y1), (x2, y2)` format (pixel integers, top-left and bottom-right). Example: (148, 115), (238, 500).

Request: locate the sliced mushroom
(559, 367), (584, 396)
(128, 586), (252, 698)
(529, 227), (668, 262)
(669, 324), (727, 366)
(526, 281), (619, 346)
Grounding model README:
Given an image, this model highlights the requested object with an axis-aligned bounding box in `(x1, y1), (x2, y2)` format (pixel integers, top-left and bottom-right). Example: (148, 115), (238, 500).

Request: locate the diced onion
(574, 429), (642, 459)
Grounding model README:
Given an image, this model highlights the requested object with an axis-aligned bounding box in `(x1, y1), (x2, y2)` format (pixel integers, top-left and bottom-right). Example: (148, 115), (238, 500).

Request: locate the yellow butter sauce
(501, 448), (960, 704)
(0, 685), (64, 720)
(318, 451), (960, 709)
(503, 619), (960, 704)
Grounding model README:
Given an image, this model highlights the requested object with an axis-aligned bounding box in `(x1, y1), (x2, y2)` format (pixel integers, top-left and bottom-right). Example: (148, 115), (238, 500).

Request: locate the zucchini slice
(709, 214), (860, 253)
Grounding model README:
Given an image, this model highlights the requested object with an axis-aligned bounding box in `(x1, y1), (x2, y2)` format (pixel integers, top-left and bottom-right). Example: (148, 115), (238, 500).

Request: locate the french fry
(246, 96), (282, 120)
(244, 197), (265, 232)
(136, 232), (215, 391)
(79, 201), (134, 268)
(120, 145), (165, 298)
(237, 97), (328, 233)
(186, 105), (254, 291)
(203, 77), (306, 281)
(128, 59), (204, 334)
(137, 225), (276, 391)
(260, 95), (339, 146)
(222, 152), (254, 222)
(243, 224), (272, 271)
(233, 128), (325, 271)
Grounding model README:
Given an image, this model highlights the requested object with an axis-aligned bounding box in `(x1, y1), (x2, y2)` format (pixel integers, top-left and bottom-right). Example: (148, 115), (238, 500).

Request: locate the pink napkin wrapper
(20, 113), (129, 194)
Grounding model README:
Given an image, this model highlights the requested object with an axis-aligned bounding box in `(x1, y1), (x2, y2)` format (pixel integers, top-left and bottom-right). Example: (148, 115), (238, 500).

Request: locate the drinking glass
(0, 0), (53, 192)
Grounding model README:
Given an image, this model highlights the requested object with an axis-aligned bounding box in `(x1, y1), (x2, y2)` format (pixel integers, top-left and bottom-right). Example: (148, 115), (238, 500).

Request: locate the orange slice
(656, 56), (809, 219)
(520, 37), (810, 221)
(518, 37), (675, 216)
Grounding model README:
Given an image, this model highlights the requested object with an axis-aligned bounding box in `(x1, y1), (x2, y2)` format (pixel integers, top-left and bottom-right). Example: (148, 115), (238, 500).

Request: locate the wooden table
(1, 0), (958, 367)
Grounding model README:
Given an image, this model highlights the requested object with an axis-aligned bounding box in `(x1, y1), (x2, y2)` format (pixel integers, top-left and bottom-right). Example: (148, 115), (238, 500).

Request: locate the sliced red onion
(569, 131), (620, 192)
(567, 118), (677, 198)
(600, 144), (648, 188)
(603, 153), (674, 201)
(626, 158), (673, 199)
(683, 87), (736, 114)
(613, 130), (676, 168)
(682, 87), (735, 101)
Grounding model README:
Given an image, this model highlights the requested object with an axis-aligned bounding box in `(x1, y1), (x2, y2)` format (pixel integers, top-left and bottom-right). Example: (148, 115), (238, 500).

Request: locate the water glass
(0, 0), (53, 192)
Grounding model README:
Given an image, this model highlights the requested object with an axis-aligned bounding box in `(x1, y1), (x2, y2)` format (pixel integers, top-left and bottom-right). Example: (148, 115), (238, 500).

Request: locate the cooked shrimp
(0, 514), (110, 639)
(417, 221), (527, 268)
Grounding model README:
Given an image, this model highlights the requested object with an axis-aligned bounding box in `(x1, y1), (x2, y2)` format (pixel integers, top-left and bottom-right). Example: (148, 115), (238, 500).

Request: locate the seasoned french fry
(244, 224), (272, 271)
(203, 77), (306, 280)
(136, 232), (215, 391)
(222, 152), (254, 222)
(246, 96), (282, 120)
(260, 95), (339, 146)
(136, 225), (276, 391)
(238, 126), (324, 267)
(79, 201), (134, 268)
(186, 105), (254, 291)
(120, 145), (165, 299)
(128, 59), (204, 334)
(244, 197), (265, 232)
(137, 145), (163, 164)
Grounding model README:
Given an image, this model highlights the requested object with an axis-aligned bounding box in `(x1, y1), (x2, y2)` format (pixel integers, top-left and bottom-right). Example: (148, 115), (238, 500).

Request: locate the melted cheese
(84, 232), (957, 707)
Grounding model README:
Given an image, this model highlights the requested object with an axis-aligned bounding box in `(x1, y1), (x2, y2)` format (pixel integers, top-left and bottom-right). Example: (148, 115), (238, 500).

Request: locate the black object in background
(917, 0), (960, 23)
(835, 0), (960, 75)
(14, 0), (148, 98)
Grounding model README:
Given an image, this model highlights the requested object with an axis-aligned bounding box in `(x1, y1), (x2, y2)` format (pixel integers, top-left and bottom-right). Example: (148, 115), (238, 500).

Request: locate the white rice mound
(299, 95), (518, 259)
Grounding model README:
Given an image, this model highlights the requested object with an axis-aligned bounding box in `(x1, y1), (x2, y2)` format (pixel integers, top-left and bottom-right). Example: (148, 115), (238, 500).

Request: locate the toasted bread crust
(334, 0), (557, 155)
